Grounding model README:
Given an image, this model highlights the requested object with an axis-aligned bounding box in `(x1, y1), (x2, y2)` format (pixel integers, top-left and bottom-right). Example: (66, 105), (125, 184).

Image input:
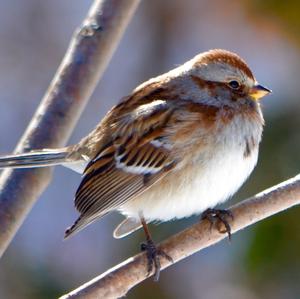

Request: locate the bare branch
(59, 174), (300, 299)
(0, 0), (140, 257)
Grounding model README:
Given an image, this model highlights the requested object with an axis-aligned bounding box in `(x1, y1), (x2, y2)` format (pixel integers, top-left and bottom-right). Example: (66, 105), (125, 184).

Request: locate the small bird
(0, 49), (270, 280)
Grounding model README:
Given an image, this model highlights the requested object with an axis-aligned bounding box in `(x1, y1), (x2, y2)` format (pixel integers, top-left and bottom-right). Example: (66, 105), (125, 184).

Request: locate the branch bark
(0, 0), (140, 257)
(59, 174), (300, 299)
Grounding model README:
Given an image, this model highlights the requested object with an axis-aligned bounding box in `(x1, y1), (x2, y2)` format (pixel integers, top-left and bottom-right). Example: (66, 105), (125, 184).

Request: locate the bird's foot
(141, 239), (173, 281)
(201, 208), (234, 241)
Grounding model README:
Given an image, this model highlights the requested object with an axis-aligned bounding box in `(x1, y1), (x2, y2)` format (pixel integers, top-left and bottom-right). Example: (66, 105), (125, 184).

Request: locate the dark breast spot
(243, 136), (256, 158)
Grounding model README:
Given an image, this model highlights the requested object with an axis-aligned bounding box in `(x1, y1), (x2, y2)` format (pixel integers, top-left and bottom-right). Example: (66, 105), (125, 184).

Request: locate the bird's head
(188, 49), (271, 106)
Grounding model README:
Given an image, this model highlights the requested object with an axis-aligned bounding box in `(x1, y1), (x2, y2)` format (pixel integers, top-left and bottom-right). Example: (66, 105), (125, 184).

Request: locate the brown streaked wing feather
(80, 170), (145, 216)
(74, 143), (172, 218)
(69, 99), (176, 237)
(67, 165), (171, 238)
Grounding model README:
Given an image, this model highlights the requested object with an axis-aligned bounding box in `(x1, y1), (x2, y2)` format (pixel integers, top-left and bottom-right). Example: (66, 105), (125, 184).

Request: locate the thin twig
(0, 0), (140, 257)
(59, 174), (300, 299)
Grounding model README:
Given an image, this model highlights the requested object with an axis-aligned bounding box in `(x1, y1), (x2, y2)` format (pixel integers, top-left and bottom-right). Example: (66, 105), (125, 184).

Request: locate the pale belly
(120, 142), (259, 222)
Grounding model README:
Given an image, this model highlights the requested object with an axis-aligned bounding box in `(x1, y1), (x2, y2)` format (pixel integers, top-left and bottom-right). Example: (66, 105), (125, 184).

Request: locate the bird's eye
(228, 80), (240, 89)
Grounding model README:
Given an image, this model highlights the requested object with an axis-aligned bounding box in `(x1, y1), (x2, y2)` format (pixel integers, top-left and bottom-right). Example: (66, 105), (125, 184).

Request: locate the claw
(141, 239), (173, 281)
(139, 214), (173, 281)
(201, 208), (234, 241)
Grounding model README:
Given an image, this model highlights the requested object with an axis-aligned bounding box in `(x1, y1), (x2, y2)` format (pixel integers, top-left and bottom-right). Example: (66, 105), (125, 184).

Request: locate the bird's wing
(65, 99), (176, 238)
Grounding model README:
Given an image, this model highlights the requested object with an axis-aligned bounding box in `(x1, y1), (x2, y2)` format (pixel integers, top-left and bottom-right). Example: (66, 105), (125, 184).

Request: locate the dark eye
(228, 80), (240, 89)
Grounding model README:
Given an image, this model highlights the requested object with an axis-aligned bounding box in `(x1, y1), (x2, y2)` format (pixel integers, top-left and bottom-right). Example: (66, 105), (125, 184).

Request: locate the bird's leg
(201, 208), (234, 241)
(140, 214), (173, 281)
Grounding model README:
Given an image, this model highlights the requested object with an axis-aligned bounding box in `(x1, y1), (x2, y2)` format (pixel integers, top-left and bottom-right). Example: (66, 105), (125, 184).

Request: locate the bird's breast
(120, 111), (263, 222)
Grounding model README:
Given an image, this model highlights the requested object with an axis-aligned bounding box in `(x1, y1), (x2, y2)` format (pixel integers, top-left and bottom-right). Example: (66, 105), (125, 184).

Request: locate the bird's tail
(0, 148), (71, 169)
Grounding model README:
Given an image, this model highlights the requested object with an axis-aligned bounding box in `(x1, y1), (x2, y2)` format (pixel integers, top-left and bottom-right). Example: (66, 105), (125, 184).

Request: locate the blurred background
(0, 0), (299, 298)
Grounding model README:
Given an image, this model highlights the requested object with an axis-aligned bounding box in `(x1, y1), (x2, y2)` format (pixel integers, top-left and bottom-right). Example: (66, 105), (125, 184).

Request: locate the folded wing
(65, 99), (176, 238)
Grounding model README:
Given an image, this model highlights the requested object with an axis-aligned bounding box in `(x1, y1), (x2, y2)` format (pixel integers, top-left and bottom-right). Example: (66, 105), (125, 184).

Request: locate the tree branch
(0, 0), (140, 257)
(59, 174), (300, 299)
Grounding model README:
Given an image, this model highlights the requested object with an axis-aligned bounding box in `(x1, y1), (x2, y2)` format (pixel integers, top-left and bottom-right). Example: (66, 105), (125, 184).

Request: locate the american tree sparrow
(0, 49), (271, 280)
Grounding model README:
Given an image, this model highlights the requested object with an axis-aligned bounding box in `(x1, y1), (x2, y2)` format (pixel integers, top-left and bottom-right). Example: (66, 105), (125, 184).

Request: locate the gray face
(185, 61), (256, 108)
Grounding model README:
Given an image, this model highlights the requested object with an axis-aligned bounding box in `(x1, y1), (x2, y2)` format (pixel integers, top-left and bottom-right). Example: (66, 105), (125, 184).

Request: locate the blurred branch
(60, 174), (300, 299)
(0, 0), (140, 257)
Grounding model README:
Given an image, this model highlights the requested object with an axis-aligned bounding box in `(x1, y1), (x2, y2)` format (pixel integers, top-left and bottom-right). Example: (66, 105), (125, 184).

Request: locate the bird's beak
(249, 83), (272, 101)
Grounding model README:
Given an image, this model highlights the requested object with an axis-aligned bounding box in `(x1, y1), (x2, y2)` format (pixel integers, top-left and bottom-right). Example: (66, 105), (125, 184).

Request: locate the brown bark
(59, 174), (300, 299)
(0, 0), (140, 257)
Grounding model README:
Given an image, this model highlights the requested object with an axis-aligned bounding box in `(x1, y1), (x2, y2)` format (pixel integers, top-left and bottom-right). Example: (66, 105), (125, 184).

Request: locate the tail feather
(0, 148), (70, 169)
(64, 212), (108, 239)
